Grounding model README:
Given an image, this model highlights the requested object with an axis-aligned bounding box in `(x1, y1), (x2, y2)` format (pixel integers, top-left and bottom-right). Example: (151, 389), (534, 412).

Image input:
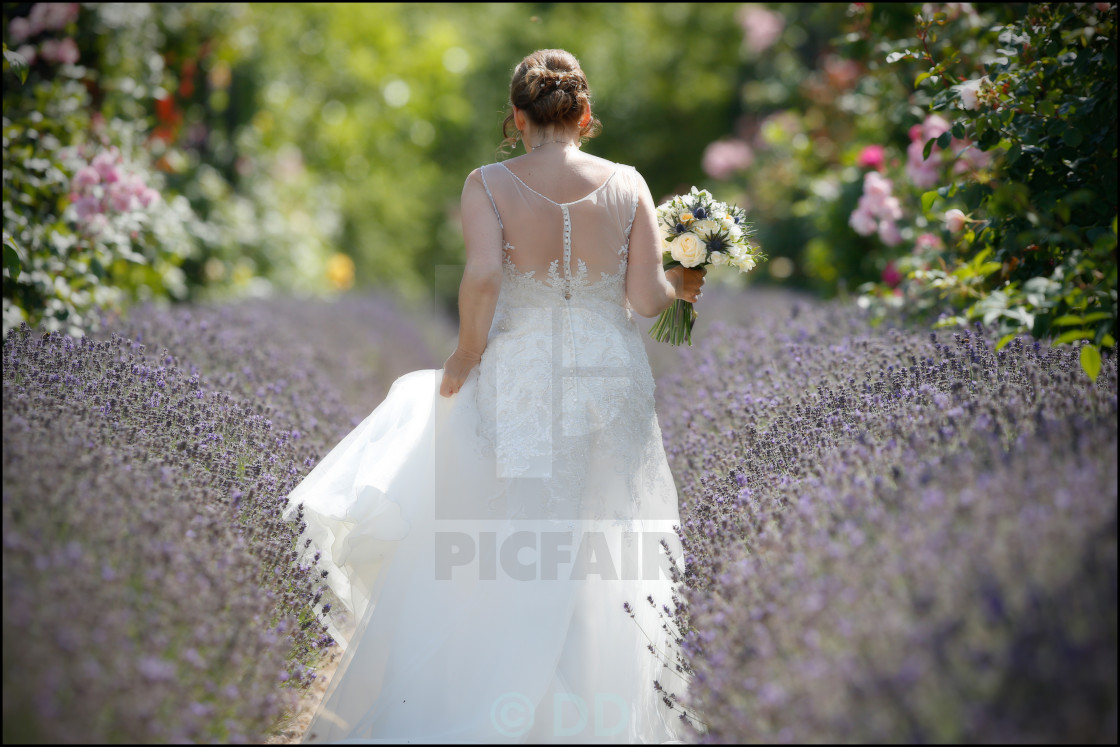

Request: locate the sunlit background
(3, 5), (1117, 744)
(2, 2), (974, 332)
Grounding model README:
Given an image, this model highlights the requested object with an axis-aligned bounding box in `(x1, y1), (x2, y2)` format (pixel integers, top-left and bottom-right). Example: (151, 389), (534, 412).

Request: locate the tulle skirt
(283, 369), (689, 743)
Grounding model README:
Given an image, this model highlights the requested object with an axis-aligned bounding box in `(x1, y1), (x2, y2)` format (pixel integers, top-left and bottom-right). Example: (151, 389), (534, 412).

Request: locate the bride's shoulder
(598, 158), (646, 190)
(463, 162), (505, 187)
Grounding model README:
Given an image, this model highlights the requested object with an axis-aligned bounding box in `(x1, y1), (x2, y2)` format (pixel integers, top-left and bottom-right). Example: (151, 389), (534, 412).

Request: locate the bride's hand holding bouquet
(649, 186), (766, 346)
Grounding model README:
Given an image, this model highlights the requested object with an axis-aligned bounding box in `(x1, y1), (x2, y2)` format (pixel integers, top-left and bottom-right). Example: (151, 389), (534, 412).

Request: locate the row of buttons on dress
(562, 206), (572, 300)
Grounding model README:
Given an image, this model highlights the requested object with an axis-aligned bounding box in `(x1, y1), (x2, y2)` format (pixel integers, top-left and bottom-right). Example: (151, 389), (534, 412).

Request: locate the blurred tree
(230, 2), (751, 305)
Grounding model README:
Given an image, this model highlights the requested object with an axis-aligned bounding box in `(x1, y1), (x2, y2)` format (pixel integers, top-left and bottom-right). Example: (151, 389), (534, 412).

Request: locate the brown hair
(498, 49), (602, 157)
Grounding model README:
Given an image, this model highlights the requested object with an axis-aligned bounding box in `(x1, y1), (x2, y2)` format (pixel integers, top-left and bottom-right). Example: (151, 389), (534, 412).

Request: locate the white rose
(709, 250), (731, 267)
(718, 213), (736, 231)
(670, 232), (707, 268)
(955, 76), (989, 111)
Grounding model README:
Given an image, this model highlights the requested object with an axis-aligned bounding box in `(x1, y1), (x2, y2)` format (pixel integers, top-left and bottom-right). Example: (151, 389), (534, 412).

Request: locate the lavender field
(3, 287), (1116, 743)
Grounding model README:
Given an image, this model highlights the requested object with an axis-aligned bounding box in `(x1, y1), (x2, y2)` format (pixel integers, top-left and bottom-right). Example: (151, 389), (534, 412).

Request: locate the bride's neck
(524, 125), (581, 152)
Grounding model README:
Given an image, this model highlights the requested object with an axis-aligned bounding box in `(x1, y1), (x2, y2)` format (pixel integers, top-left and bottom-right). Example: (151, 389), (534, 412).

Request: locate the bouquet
(649, 186), (765, 345)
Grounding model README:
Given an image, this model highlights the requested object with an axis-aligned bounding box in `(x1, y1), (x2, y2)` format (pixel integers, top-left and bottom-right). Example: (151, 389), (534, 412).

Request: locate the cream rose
(670, 232), (707, 268)
(690, 219), (720, 239)
(709, 250), (731, 267)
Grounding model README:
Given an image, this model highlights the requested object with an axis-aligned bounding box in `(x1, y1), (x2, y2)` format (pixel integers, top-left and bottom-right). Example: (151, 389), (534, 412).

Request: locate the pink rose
(856, 145), (885, 171)
(921, 114), (952, 142)
(107, 181), (137, 212)
(882, 261), (902, 288)
(881, 196), (903, 222)
(9, 17), (32, 43)
(863, 171), (893, 200)
(944, 208), (968, 233)
(72, 165), (100, 191)
(74, 195), (102, 221)
(124, 173), (146, 196)
(857, 193), (877, 214)
(702, 138), (754, 181)
(138, 187), (161, 208)
(849, 207), (877, 236)
(738, 6), (785, 53)
(82, 213), (109, 236)
(914, 233), (943, 252)
(878, 219), (902, 247)
(39, 37), (79, 65)
(906, 140), (940, 189)
(28, 3), (79, 35)
(91, 151), (120, 183)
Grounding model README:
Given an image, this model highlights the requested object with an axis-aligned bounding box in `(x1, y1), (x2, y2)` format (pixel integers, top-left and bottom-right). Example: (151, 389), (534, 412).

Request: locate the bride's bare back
(482, 149), (633, 290)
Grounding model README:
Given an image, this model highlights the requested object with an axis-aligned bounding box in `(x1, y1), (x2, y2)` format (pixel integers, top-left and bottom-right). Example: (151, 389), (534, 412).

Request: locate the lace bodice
(461, 160), (677, 524)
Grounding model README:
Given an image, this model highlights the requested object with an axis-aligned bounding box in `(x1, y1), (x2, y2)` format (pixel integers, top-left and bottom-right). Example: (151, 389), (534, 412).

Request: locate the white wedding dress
(283, 159), (690, 743)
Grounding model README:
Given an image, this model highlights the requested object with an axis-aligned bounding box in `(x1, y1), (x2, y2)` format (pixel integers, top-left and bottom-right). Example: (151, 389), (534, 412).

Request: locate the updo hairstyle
(498, 49), (601, 156)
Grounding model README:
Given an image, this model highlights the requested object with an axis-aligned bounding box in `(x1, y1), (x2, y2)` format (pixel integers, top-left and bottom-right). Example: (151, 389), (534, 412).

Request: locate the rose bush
(696, 3), (1115, 381)
(845, 2), (1117, 380)
(3, 3), (343, 337)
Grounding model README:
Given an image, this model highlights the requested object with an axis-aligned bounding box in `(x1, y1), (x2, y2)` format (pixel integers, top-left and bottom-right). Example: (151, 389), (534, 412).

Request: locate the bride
(284, 48), (706, 743)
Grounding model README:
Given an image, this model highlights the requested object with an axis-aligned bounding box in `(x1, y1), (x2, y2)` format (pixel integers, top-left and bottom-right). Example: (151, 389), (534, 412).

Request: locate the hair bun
(499, 49), (601, 156)
(527, 68), (579, 100)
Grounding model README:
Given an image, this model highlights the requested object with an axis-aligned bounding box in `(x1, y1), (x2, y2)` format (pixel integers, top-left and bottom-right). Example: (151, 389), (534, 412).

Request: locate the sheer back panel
(481, 158), (637, 285)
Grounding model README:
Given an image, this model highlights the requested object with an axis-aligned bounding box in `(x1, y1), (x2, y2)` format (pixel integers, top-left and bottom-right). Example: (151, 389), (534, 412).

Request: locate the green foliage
(3, 2), (788, 326)
(227, 2), (751, 303)
(680, 3), (946, 295)
(2, 3), (344, 336)
(854, 3), (1117, 380)
(4, 5), (185, 334)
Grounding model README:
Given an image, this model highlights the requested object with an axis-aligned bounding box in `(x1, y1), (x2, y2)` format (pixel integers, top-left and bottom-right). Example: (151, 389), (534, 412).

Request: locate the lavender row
(649, 288), (1118, 743)
(1, 295), (446, 743)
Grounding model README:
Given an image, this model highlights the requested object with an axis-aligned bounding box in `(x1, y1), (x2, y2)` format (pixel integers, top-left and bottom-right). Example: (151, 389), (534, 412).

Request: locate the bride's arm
(626, 172), (705, 317)
(440, 169), (504, 398)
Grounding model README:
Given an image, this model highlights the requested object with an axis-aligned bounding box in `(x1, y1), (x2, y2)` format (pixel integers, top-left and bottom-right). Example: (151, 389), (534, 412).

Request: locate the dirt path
(266, 651), (344, 744)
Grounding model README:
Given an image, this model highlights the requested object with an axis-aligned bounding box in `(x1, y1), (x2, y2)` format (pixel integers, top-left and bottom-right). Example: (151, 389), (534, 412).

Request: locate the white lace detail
(500, 241), (628, 307)
(464, 165), (673, 522)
